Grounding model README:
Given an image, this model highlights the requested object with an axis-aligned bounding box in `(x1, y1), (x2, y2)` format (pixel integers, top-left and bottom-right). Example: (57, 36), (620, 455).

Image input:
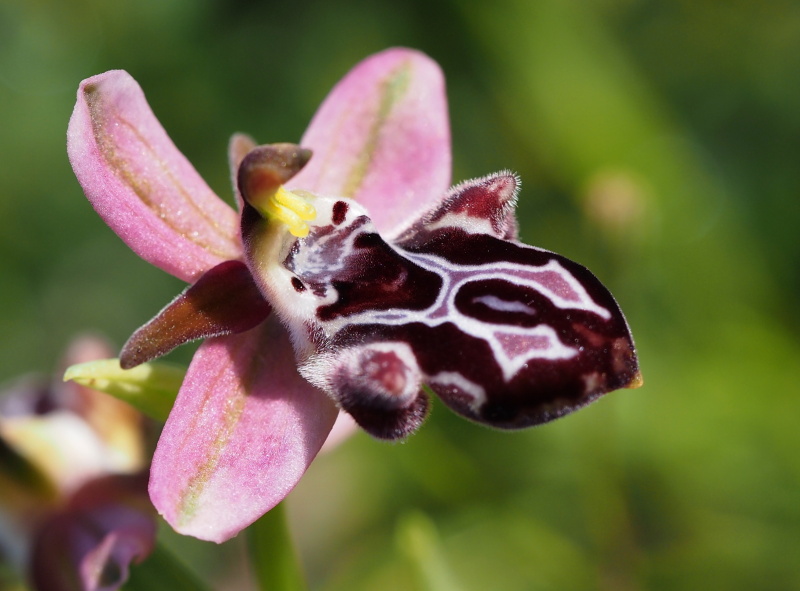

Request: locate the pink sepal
(67, 70), (242, 283)
(149, 318), (338, 542)
(291, 48), (452, 236)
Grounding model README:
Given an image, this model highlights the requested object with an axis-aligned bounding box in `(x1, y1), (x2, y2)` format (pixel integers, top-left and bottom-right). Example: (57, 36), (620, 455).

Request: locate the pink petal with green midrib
(149, 319), (338, 542)
(291, 48), (452, 237)
(68, 70), (242, 283)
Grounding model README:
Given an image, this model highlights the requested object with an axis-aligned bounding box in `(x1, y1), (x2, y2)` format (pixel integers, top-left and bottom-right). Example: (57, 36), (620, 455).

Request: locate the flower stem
(247, 502), (308, 591)
(123, 542), (211, 591)
(396, 511), (464, 591)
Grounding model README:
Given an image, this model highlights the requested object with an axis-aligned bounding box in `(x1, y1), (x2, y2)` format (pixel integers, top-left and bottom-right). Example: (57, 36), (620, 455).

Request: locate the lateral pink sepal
(148, 319), (338, 542)
(67, 70), (242, 282)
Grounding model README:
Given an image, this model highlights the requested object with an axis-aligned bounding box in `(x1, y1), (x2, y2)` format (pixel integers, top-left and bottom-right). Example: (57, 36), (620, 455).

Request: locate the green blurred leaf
(396, 511), (464, 591)
(63, 358), (185, 422)
(124, 542), (211, 591)
(247, 502), (308, 591)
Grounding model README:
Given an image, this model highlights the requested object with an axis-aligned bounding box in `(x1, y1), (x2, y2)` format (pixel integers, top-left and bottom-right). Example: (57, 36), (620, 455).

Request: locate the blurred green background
(2, 0), (799, 589)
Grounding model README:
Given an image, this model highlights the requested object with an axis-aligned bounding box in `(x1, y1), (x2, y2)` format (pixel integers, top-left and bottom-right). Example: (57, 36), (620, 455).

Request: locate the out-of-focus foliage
(1, 0), (798, 589)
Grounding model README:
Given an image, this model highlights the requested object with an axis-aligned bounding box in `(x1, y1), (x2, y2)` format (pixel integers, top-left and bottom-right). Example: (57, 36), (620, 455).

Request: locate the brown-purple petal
(120, 260), (271, 369)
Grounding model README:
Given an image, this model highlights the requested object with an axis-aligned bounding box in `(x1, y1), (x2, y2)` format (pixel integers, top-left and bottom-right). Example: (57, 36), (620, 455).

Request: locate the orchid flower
(67, 48), (640, 543)
(0, 336), (155, 591)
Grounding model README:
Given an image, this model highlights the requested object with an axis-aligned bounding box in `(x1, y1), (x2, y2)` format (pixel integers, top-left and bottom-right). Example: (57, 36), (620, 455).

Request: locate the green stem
(396, 512), (464, 591)
(247, 502), (308, 591)
(123, 542), (212, 591)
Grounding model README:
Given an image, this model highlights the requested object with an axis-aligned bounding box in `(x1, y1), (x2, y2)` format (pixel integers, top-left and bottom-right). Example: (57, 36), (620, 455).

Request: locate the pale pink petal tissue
(149, 318), (338, 542)
(67, 71), (242, 283)
(292, 48), (451, 236)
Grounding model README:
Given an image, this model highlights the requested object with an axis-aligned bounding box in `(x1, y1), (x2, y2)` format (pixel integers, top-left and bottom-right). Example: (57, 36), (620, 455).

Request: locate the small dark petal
(120, 260), (271, 369)
(329, 347), (419, 409)
(237, 143), (312, 206)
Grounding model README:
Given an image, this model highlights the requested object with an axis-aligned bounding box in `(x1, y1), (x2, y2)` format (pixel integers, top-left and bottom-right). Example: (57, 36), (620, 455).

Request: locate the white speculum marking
(428, 371), (487, 412)
(473, 295), (537, 315)
(284, 197), (612, 385)
(276, 196), (366, 320)
(312, 241), (610, 383)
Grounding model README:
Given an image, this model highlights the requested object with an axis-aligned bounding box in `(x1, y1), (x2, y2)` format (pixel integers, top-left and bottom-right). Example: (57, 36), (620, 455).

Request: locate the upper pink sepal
(67, 70), (242, 283)
(291, 48), (452, 236)
(148, 318), (339, 542)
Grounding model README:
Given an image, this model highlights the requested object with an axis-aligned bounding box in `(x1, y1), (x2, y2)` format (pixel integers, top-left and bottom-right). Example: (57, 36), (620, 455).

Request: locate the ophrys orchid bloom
(0, 336), (155, 591)
(67, 49), (640, 543)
